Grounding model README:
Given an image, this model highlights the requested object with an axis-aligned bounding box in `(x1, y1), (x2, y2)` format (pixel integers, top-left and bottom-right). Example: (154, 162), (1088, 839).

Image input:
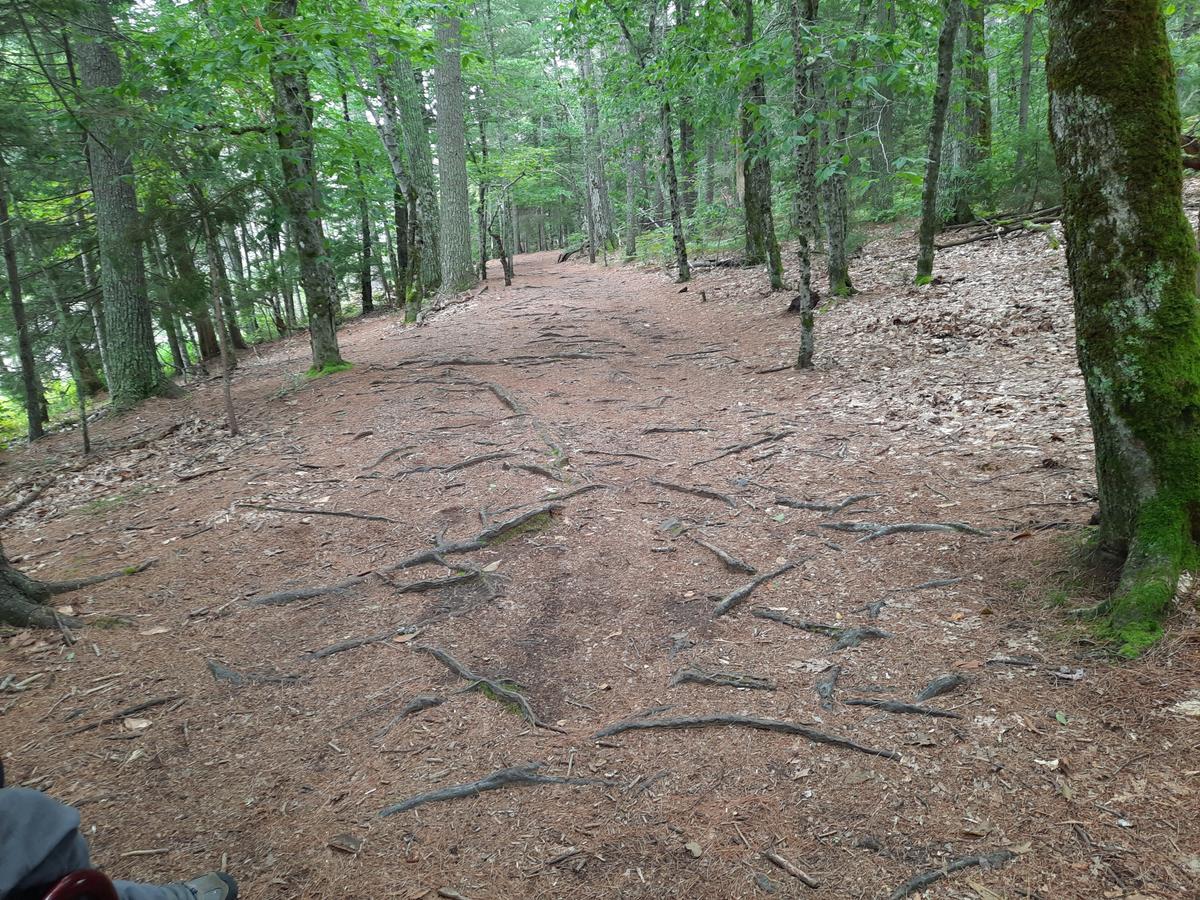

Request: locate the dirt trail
(3, 245), (1199, 899)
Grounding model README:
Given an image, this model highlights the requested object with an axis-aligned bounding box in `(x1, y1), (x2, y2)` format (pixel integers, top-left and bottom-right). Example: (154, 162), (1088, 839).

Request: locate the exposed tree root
(775, 493), (878, 514)
(591, 713), (901, 760)
(0, 482), (48, 523)
(246, 574), (370, 608)
(388, 570), (481, 594)
(686, 535), (756, 573)
(0, 554), (155, 628)
(242, 504), (396, 524)
(669, 664), (776, 691)
(505, 461), (565, 481)
(915, 673), (967, 702)
(642, 425), (709, 435)
(844, 698), (962, 719)
(416, 645), (565, 733)
(305, 625), (416, 660)
(650, 478), (737, 508)
(815, 665), (841, 710)
(904, 577), (964, 591)
(886, 849), (1015, 900)
(820, 521), (990, 541)
(713, 562), (802, 617)
(206, 660), (302, 686)
(584, 449), (661, 461)
(752, 608), (891, 649)
(43, 559), (156, 596)
(378, 763), (611, 817)
(763, 850), (821, 889)
(693, 430), (792, 465)
(397, 451), (515, 477)
(376, 695), (444, 739)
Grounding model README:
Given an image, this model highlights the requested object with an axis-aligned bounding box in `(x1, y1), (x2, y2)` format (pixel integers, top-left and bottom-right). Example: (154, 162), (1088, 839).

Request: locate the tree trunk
(661, 101), (690, 282)
(915, 0), (962, 281)
(1015, 10), (1035, 180)
(624, 129), (638, 259)
(737, 0), (784, 290)
(704, 137), (716, 207)
(73, 0), (163, 409)
(0, 166), (45, 439)
(268, 0), (343, 371)
(434, 16), (476, 294)
(791, 0), (822, 245)
(1047, 0), (1200, 653)
(579, 50), (616, 250)
(947, 0), (992, 224)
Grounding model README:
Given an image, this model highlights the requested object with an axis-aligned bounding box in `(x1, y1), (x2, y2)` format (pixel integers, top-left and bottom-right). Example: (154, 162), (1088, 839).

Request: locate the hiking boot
(177, 872), (238, 900)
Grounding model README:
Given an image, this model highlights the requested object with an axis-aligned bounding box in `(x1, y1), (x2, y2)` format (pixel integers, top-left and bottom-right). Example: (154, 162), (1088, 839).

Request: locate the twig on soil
(886, 849), (1016, 900)
(915, 673), (967, 702)
(820, 521), (991, 541)
(713, 562), (802, 617)
(815, 665), (841, 710)
(65, 693), (183, 736)
(686, 534), (756, 573)
(763, 850), (821, 889)
(378, 764), (611, 817)
(775, 493), (878, 514)
(591, 713), (901, 760)
(206, 660), (301, 686)
(751, 609), (891, 649)
(376, 695), (444, 739)
(844, 698), (962, 719)
(416, 645), (564, 732)
(650, 478), (737, 508)
(669, 664), (776, 691)
(693, 430), (792, 465)
(241, 504), (396, 524)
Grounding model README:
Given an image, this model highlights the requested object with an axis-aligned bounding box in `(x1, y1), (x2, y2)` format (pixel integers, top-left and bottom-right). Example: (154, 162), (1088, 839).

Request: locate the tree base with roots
(0, 551), (153, 628)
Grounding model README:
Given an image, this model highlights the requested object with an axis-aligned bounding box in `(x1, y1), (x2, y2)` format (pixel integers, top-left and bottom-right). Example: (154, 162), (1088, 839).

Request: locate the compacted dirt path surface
(3, 243), (1200, 899)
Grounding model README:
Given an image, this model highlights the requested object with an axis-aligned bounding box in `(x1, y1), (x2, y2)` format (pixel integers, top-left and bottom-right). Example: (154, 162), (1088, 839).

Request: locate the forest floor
(3, 222), (1200, 900)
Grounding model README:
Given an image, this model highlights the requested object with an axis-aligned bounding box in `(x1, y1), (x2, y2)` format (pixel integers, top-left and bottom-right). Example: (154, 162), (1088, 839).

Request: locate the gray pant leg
(0, 787), (191, 900)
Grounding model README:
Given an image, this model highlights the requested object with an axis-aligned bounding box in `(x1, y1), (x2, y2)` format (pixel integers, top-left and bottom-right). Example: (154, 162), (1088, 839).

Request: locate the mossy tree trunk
(1047, 0), (1200, 653)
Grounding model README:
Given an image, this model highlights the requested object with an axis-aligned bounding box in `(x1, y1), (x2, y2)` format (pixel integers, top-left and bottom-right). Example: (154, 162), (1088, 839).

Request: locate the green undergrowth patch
(484, 510), (554, 546)
(305, 360), (353, 380)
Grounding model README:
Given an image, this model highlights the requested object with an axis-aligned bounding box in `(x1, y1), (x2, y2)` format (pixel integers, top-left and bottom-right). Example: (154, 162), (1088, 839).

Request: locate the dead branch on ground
(0, 482), (48, 523)
(763, 850), (821, 889)
(65, 693), (183, 736)
(886, 850), (1015, 900)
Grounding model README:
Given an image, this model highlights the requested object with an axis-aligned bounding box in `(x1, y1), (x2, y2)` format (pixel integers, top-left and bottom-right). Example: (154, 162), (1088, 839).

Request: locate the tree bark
(915, 0), (962, 281)
(73, 0), (163, 409)
(947, 0), (992, 225)
(0, 164), (45, 439)
(661, 101), (690, 282)
(434, 15), (476, 294)
(791, 0), (821, 245)
(268, 0), (343, 371)
(737, 0), (784, 290)
(1015, 10), (1035, 180)
(1047, 0), (1200, 653)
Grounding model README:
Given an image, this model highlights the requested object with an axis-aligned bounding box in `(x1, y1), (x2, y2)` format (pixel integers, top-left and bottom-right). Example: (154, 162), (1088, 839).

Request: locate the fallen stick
(751, 609), (891, 650)
(376, 695), (444, 739)
(591, 713), (900, 760)
(915, 673), (967, 702)
(844, 698), (962, 719)
(775, 493), (878, 514)
(713, 562), (801, 617)
(693, 431), (792, 466)
(417, 645), (564, 733)
(378, 764), (610, 817)
(686, 535), (756, 574)
(243, 504), (396, 524)
(650, 478), (737, 508)
(814, 665), (841, 710)
(65, 693), (183, 736)
(886, 849), (1016, 900)
(669, 664), (776, 691)
(820, 521), (990, 542)
(763, 850), (820, 889)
